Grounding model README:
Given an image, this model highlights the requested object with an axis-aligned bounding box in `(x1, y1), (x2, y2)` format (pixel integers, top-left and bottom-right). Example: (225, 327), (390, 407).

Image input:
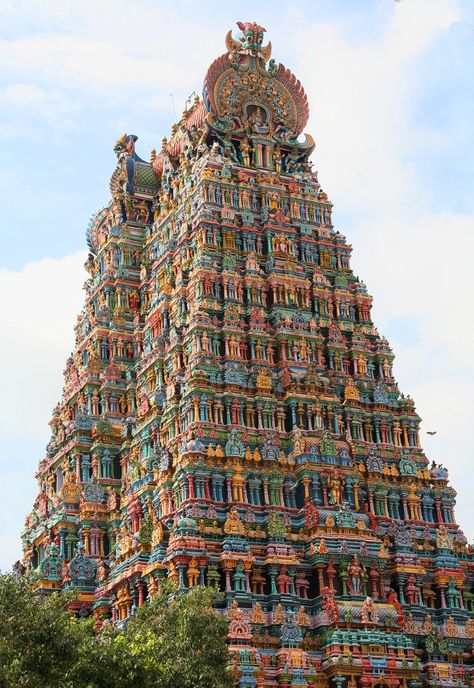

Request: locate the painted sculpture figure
(22, 21), (474, 688)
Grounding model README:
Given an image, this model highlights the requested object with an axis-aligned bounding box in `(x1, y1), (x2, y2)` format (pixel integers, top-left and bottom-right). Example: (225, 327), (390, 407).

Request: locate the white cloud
(0, 35), (182, 95)
(0, 0), (222, 110)
(1, 82), (79, 135)
(0, 5), (222, 142)
(296, 0), (461, 210)
(4, 83), (44, 103)
(0, 251), (86, 441)
(0, 251), (87, 568)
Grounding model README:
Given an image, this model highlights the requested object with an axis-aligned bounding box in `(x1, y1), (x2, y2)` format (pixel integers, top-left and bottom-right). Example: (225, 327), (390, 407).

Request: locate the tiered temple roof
(23, 21), (474, 688)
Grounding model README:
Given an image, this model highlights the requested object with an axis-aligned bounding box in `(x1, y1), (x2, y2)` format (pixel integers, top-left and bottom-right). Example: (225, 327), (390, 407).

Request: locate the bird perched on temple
(426, 431), (437, 435)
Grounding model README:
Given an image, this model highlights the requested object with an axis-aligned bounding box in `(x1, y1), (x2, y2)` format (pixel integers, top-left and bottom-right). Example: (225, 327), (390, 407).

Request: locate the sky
(0, 0), (473, 570)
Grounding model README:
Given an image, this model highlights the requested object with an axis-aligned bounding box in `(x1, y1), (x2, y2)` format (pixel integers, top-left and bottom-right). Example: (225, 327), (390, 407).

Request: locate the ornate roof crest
(203, 21), (311, 137)
(225, 21), (272, 64)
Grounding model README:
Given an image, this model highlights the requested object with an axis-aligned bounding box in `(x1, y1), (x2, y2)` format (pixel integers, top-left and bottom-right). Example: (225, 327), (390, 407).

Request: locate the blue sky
(1, 0), (473, 570)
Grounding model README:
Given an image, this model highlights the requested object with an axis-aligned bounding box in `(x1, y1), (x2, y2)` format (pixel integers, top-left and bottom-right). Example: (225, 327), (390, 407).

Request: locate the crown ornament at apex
(226, 21), (272, 62)
(22, 21), (474, 688)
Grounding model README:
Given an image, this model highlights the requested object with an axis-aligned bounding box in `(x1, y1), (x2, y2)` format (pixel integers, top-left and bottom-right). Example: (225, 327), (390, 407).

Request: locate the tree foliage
(0, 574), (232, 688)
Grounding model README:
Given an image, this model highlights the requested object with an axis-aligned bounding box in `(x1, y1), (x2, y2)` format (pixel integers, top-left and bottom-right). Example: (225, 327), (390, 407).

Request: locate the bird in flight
(426, 431), (437, 436)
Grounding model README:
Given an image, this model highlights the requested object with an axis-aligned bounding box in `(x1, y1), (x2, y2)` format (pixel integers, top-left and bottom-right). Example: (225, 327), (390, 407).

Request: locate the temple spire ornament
(23, 21), (474, 687)
(225, 21), (272, 64)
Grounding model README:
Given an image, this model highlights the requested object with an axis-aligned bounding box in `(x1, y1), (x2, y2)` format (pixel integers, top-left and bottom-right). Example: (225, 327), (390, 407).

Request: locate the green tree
(117, 583), (232, 688)
(0, 573), (231, 688)
(0, 572), (130, 688)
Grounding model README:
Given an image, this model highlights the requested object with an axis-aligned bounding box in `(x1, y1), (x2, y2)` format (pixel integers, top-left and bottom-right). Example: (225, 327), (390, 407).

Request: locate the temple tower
(23, 21), (474, 688)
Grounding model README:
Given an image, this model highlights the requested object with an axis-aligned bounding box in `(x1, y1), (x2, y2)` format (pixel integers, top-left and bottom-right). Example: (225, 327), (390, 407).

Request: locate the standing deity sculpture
(347, 555), (364, 596)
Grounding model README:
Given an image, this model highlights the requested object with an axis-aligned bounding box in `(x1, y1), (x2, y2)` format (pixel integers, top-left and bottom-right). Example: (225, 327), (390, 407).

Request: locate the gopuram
(23, 21), (474, 688)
